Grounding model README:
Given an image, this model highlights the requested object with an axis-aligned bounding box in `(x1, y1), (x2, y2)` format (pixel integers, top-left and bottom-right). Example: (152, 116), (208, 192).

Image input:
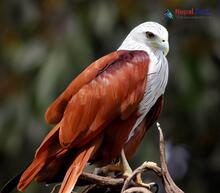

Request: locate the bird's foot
(94, 149), (133, 178)
(121, 165), (132, 178)
(134, 161), (159, 192)
(94, 162), (122, 176)
(135, 173), (158, 191)
(120, 149), (133, 178)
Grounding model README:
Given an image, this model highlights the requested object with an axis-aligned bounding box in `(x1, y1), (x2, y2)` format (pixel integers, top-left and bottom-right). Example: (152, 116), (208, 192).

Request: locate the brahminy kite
(1, 21), (169, 193)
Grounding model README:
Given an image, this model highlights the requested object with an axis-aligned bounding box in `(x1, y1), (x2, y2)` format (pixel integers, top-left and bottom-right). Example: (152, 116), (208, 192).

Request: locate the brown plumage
(1, 20), (172, 193)
(2, 50), (164, 193)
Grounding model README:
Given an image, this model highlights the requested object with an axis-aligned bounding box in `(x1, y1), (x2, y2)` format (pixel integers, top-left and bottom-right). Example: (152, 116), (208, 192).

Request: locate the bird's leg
(118, 151), (157, 191)
(120, 152), (157, 189)
(94, 149), (132, 176)
(119, 149), (132, 177)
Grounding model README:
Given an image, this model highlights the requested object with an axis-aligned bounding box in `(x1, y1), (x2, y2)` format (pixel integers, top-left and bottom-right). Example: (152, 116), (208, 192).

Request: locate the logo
(164, 8), (211, 19)
(164, 9), (174, 19)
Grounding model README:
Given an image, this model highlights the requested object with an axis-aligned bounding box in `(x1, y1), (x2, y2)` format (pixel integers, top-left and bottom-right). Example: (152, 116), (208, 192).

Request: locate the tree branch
(156, 122), (184, 193)
(78, 172), (124, 188)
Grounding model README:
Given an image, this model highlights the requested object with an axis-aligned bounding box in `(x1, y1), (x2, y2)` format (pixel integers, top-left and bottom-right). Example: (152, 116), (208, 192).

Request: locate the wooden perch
(51, 123), (185, 193)
(123, 187), (152, 193)
(156, 122), (184, 193)
(79, 172), (124, 187)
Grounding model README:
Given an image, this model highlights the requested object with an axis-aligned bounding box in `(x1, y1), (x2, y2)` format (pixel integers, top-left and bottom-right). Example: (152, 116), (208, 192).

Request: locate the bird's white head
(118, 22), (169, 56)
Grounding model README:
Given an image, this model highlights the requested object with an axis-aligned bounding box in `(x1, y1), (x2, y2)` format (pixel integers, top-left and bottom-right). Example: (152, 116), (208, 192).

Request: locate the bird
(1, 21), (169, 193)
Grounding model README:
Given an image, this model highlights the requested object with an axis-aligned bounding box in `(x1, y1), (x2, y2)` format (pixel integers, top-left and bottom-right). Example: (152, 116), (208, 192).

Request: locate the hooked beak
(162, 40), (169, 56)
(151, 39), (169, 56)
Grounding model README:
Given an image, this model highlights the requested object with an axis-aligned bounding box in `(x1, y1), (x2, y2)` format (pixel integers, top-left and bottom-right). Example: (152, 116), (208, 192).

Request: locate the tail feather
(17, 157), (46, 191)
(35, 124), (60, 158)
(3, 124), (101, 193)
(59, 138), (101, 193)
(17, 125), (62, 191)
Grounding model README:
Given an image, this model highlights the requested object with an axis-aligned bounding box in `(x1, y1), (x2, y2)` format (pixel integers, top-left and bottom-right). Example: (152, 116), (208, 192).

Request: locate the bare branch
(78, 172), (124, 187)
(156, 122), (185, 193)
(123, 187), (152, 193)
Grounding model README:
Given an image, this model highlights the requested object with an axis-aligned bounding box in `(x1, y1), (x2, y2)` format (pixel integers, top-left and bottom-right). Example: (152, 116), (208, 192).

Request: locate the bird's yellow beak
(151, 39), (169, 56)
(162, 40), (169, 56)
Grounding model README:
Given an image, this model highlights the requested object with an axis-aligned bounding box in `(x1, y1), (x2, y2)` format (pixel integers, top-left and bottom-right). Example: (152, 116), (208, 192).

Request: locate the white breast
(127, 50), (168, 141)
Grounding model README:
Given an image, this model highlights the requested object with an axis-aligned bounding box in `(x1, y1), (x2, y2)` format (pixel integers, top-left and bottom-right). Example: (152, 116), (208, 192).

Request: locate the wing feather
(59, 51), (150, 148)
(45, 51), (135, 124)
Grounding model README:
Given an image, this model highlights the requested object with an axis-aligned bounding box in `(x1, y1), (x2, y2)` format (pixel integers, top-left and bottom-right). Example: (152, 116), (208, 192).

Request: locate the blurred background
(0, 0), (220, 193)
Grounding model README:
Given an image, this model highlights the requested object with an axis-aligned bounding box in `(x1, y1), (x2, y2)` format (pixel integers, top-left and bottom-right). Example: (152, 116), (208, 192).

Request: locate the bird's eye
(146, 32), (155, 39)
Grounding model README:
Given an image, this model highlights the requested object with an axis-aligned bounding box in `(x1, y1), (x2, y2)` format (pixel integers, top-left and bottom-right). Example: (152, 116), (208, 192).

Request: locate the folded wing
(17, 50), (150, 193)
(45, 50), (147, 124)
(58, 50), (150, 148)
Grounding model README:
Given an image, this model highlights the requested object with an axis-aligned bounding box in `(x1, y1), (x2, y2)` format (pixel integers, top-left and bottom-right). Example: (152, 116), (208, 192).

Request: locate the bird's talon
(135, 173), (150, 188)
(136, 180), (158, 191)
(123, 171), (132, 178)
(145, 182), (157, 189)
(149, 183), (159, 193)
(94, 162), (123, 176)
